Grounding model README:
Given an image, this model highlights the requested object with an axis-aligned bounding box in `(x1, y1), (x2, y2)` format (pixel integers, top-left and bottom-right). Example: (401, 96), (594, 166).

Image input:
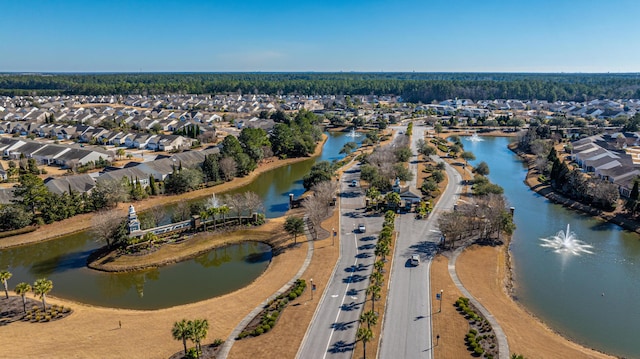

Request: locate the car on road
(410, 254), (420, 266)
(358, 224), (366, 233)
(350, 179), (358, 187)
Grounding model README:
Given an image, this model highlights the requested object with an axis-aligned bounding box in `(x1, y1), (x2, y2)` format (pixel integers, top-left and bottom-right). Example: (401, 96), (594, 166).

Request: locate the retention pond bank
(463, 136), (640, 359)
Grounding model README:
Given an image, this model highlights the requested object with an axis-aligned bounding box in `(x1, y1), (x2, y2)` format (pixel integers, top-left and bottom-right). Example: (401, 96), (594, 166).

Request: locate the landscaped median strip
(448, 247), (509, 359)
(217, 220), (315, 359)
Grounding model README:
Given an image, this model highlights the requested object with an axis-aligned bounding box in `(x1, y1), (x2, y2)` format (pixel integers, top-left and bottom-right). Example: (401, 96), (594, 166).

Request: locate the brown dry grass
(430, 255), (472, 358)
(455, 245), (614, 359)
(429, 132), (614, 358)
(91, 220), (283, 272)
(229, 202), (340, 359)
(0, 235), (309, 358)
(0, 135), (327, 250)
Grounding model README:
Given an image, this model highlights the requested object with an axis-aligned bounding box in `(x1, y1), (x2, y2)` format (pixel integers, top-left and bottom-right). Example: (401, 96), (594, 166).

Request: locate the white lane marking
(322, 233), (359, 359)
(331, 295), (339, 298)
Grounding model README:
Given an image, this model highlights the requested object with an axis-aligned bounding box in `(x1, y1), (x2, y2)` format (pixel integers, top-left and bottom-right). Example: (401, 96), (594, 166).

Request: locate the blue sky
(1, 0), (638, 72)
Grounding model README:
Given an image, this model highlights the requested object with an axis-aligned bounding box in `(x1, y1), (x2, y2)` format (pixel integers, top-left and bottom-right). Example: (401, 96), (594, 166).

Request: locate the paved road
(379, 124), (463, 358)
(297, 162), (383, 359)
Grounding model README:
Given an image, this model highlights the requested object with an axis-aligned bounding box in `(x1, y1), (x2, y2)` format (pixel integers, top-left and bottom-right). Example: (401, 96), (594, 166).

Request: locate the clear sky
(1, 0), (638, 73)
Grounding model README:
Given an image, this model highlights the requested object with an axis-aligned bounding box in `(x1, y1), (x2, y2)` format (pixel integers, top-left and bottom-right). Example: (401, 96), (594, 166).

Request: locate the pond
(462, 136), (640, 358)
(0, 235), (272, 310)
(0, 130), (360, 309)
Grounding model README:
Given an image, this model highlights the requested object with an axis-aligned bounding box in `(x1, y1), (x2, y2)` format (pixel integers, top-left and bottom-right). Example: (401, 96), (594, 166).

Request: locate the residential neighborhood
(3, 93), (640, 206)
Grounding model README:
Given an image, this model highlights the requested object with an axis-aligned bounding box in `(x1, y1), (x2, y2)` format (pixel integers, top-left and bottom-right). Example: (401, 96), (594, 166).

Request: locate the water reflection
(0, 132), (354, 309)
(464, 136), (640, 358)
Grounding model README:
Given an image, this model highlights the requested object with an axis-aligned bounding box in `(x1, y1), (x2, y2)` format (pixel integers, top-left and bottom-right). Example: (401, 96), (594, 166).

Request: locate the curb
(218, 222), (315, 359)
(448, 247), (510, 359)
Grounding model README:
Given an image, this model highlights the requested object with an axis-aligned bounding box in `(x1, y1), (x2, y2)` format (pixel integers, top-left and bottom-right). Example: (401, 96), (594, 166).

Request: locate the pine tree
(626, 179), (640, 215)
(149, 176), (157, 196)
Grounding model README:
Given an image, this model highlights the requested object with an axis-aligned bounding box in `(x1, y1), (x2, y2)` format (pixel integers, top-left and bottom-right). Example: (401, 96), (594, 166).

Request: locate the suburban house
(571, 133), (640, 197)
(157, 135), (193, 151)
(44, 174), (96, 195)
(98, 166), (150, 187)
(126, 159), (175, 181)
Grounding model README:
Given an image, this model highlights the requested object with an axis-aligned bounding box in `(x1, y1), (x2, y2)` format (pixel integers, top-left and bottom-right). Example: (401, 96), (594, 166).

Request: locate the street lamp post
(439, 289), (443, 313)
(310, 278), (314, 300)
(332, 227), (335, 246)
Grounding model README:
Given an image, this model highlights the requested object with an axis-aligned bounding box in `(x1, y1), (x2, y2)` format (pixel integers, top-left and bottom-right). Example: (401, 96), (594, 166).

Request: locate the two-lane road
(379, 124), (463, 358)
(297, 162), (383, 359)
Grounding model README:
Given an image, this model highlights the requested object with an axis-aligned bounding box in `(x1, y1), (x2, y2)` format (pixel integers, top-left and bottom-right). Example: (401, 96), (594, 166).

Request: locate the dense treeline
(2, 73), (640, 102)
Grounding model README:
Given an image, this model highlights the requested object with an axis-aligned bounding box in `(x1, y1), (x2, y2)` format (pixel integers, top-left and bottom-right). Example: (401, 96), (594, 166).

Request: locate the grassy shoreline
(0, 135), (327, 250)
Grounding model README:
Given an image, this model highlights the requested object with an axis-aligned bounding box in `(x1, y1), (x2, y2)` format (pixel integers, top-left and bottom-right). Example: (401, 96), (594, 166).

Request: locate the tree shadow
(345, 263), (370, 272)
(331, 320), (357, 331)
(340, 301), (361, 312)
(31, 248), (94, 277)
(343, 274), (368, 283)
(405, 241), (439, 260)
(339, 191), (362, 199)
(358, 243), (375, 250)
(328, 340), (355, 354)
(346, 288), (360, 296)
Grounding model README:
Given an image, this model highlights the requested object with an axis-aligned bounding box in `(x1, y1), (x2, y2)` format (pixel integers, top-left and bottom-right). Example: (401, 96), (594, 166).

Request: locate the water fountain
(469, 133), (483, 142)
(206, 193), (220, 209)
(540, 224), (594, 255)
(347, 128), (361, 138)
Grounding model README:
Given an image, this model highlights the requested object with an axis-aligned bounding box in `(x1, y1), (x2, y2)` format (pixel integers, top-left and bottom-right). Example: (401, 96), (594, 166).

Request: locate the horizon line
(2, 71), (640, 75)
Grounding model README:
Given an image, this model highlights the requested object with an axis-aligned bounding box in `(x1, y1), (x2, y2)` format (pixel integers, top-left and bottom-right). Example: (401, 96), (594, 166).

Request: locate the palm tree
(218, 205), (230, 227)
(370, 270), (383, 287)
(0, 270), (12, 299)
(373, 260), (385, 273)
(356, 327), (373, 359)
(172, 319), (191, 356)
(366, 284), (381, 312)
(207, 207), (219, 230)
(32, 278), (53, 311)
(14, 282), (31, 313)
(200, 210), (209, 231)
(374, 241), (390, 261)
(189, 318), (209, 358)
(384, 210), (395, 223)
(116, 148), (126, 160)
(385, 192), (401, 210)
(365, 187), (380, 209)
(360, 310), (378, 330)
(284, 216), (305, 244)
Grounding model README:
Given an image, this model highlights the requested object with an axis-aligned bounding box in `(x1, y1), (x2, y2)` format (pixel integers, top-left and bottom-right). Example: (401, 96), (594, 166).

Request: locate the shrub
(262, 324), (271, 332)
(186, 348), (198, 359)
(254, 327), (264, 335)
(288, 292), (298, 300)
(474, 346), (484, 355)
(470, 329), (478, 335)
(212, 338), (224, 346)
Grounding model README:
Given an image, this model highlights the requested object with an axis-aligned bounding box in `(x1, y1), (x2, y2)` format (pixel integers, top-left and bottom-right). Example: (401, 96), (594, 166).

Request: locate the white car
(410, 255), (420, 266)
(350, 179), (358, 187)
(358, 224), (366, 233)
